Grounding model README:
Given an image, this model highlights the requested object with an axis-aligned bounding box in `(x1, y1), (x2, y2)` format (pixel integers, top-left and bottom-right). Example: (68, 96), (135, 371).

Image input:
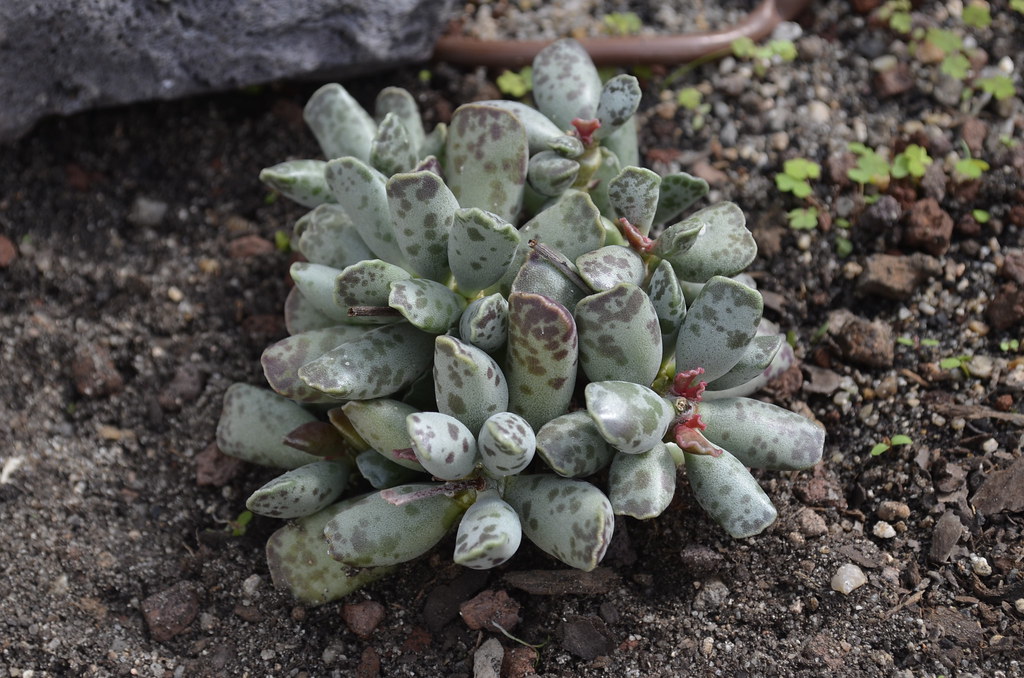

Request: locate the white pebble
(873, 521), (896, 539)
(831, 563), (867, 595)
(981, 438), (998, 453)
(1015, 599), (1024, 614)
(167, 286), (184, 302)
(970, 555), (992, 576)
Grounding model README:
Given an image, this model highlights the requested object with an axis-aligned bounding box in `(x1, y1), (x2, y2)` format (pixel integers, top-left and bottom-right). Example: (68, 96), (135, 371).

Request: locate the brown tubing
(433, 0), (813, 67)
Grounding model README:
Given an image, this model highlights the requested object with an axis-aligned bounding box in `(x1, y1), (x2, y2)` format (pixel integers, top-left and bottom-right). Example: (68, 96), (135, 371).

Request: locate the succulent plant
(217, 39), (825, 605)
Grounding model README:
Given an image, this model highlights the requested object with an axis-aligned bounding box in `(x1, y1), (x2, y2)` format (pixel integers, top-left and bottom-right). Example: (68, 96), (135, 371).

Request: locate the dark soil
(2, 1), (1024, 676)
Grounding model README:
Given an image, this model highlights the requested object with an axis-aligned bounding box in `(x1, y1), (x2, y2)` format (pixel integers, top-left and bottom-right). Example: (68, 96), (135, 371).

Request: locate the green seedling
(976, 74), (1016, 101)
(891, 144), (932, 179)
(878, 0), (912, 33)
(603, 12), (643, 36)
(847, 143), (891, 189)
(972, 209), (990, 223)
(775, 158), (821, 199)
(496, 67), (533, 98)
(274, 230), (292, 253)
(939, 354), (972, 375)
(962, 3), (992, 28)
(1000, 339), (1020, 352)
(731, 37), (797, 76)
(870, 434), (913, 457)
(788, 207), (819, 230)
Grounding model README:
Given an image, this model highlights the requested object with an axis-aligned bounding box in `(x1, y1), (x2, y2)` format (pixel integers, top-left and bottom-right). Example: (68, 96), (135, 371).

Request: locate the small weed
(775, 158), (821, 198)
(976, 74), (1016, 101)
(788, 206), (820, 230)
(496, 67), (533, 98)
(731, 37), (797, 76)
(878, 0), (913, 33)
(972, 209), (990, 223)
(847, 142), (891, 189)
(891, 144), (932, 179)
(228, 510), (254, 537)
(962, 2), (992, 29)
(677, 87), (703, 111)
(955, 156), (989, 180)
(418, 69), (432, 84)
(274, 230), (291, 253)
(870, 434), (913, 456)
(1000, 338), (1020, 352)
(924, 27), (962, 55)
(1014, 0), (1024, 13)
(940, 53), (971, 80)
(263, 191), (279, 205)
(835, 235), (853, 257)
(939, 354), (972, 375)
(603, 12), (643, 36)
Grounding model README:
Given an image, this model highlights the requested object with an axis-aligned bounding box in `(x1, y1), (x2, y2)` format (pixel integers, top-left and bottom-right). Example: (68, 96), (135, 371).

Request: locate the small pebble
(1015, 599), (1024, 614)
(970, 555), (992, 576)
(981, 438), (998, 454)
(873, 521), (896, 539)
(168, 286), (184, 302)
(877, 501), (910, 522)
(831, 563), (867, 595)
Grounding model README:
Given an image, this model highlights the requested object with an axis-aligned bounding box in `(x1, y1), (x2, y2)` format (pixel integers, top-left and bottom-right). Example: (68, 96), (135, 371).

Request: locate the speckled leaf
(594, 74), (641, 140)
(266, 500), (394, 605)
(420, 123), (447, 161)
(216, 384), (321, 469)
(649, 217), (703, 264)
(406, 412), (479, 480)
(575, 283), (661, 386)
(296, 204), (374, 270)
(602, 118), (639, 169)
(290, 262), (347, 321)
(375, 87), (425, 156)
(584, 381), (674, 455)
(387, 171), (457, 281)
(282, 421), (351, 459)
(575, 245), (645, 291)
(246, 460), (350, 519)
(454, 490), (522, 569)
(647, 260), (686, 354)
(449, 208), (521, 294)
(334, 259), (411, 325)
(588, 148), (622, 217)
(548, 134), (585, 158)
(654, 172), (709, 225)
(284, 286), (340, 335)
(433, 336), (509, 434)
(506, 292), (578, 430)
(532, 39), (602, 129)
(370, 112), (417, 176)
(675, 276), (763, 382)
(472, 100), (565, 154)
(705, 335), (783, 392)
(262, 325), (373, 402)
(608, 443), (676, 519)
(459, 294), (509, 353)
(324, 157), (405, 266)
(259, 160), (333, 208)
(478, 412), (535, 477)
(511, 250), (588, 311)
(527, 151), (580, 197)
(324, 484), (464, 567)
(535, 411), (617, 478)
(444, 104), (528, 222)
(685, 449), (778, 538)
(388, 279), (465, 334)
(608, 166), (661, 236)
(697, 397), (825, 471)
(503, 475), (613, 571)
(298, 323), (434, 400)
(342, 399), (424, 471)
(355, 450), (422, 489)
(303, 83), (376, 161)
(662, 202), (756, 283)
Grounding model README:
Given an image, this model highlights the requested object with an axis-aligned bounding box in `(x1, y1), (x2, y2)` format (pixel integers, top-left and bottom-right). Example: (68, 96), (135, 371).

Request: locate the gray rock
(0, 0), (456, 142)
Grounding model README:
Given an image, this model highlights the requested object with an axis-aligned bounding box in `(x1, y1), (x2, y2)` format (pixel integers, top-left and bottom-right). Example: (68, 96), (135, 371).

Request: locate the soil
(2, 1), (1024, 676)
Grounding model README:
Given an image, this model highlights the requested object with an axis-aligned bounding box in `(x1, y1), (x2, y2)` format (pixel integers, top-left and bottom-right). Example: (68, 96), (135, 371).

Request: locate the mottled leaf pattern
(342, 399), (424, 471)
(506, 293), (578, 430)
(370, 112), (417, 176)
(375, 87), (425, 156)
(433, 335), (509, 434)
(654, 172), (709, 225)
(588, 148), (621, 217)
(334, 259), (411, 324)
(406, 412), (479, 480)
(472, 100), (564, 154)
(535, 411), (617, 477)
(527, 151), (580, 197)
(585, 381), (674, 455)
(647, 260), (686, 355)
(296, 204), (374, 270)
(662, 202), (756, 283)
(355, 450), (422, 489)
(608, 166), (661, 236)
(261, 325), (372, 402)
(388, 279), (465, 333)
(698, 397), (825, 470)
(246, 460), (350, 519)
(575, 245), (645, 291)
(324, 484), (464, 567)
(675, 276), (763, 382)
(216, 384), (321, 469)
(575, 283), (661, 385)
(449, 208), (521, 294)
(705, 335), (783, 392)
(649, 217), (703, 264)
(594, 74), (642, 140)
(303, 83), (376, 161)
(532, 39), (602, 129)
(260, 160), (333, 208)
(282, 421), (350, 459)
(478, 412), (535, 477)
(684, 449), (778, 538)
(284, 286), (341, 335)
(503, 475), (613, 571)
(324, 157), (405, 266)
(511, 250), (588, 311)
(459, 294), (509, 353)
(548, 134), (585, 158)
(290, 262), (347, 321)
(608, 443), (676, 519)
(444, 104), (528, 222)
(387, 170), (457, 281)
(454, 490), (522, 569)
(298, 323), (435, 400)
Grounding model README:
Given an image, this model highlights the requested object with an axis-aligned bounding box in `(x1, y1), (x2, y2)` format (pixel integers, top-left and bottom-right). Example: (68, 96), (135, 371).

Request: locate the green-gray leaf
(355, 450), (422, 489)
(585, 381), (674, 455)
(304, 83), (376, 161)
(284, 286), (338, 335)
(388, 278), (465, 334)
(478, 412), (535, 477)
(296, 204), (375, 270)
(260, 160), (333, 208)
(575, 283), (661, 386)
(684, 449), (778, 538)
(588, 148), (622, 217)
(290, 262), (347, 321)
(324, 157), (405, 266)
(261, 325), (373, 402)
(370, 112), (417, 176)
(334, 259), (411, 325)
(527, 151), (580, 197)
(602, 117), (639, 169)
(608, 443), (676, 519)
(511, 249), (588, 311)
(608, 166), (661, 237)
(698, 397), (825, 470)
(532, 39), (602, 129)
(433, 335), (509, 434)
(575, 245), (646, 292)
(647, 259), (686, 355)
(648, 216), (704, 264)
(594, 74), (642, 141)
(535, 411), (617, 478)
(246, 460), (350, 519)
(471, 100), (565, 154)
(387, 170), (457, 281)
(454, 490), (522, 569)
(375, 86), (426, 156)
(459, 294), (509, 353)
(449, 208), (521, 294)
(662, 202), (756, 283)
(216, 383), (321, 469)
(342, 399), (424, 471)
(654, 172), (709, 225)
(705, 335), (783, 392)
(675, 275), (763, 382)
(406, 412), (479, 480)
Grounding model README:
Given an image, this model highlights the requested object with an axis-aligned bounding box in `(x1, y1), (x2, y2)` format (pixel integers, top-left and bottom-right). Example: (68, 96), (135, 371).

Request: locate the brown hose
(433, 0), (813, 67)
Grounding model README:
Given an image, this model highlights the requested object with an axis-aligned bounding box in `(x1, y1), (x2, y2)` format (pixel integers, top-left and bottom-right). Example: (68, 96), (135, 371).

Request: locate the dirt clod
(460, 589), (521, 632)
(342, 600), (386, 638)
(141, 582), (200, 642)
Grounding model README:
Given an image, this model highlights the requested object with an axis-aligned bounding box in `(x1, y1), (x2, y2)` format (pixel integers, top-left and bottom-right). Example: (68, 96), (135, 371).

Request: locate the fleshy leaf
(503, 475), (613, 571)
(506, 292), (578, 430)
(334, 259), (411, 324)
(584, 381), (674, 455)
(697, 397), (825, 470)
(282, 421), (351, 459)
(303, 83), (376, 161)
(675, 276), (763, 382)
(705, 335), (783, 392)
(216, 384), (321, 469)
(406, 412), (479, 480)
(459, 294), (509, 353)
(388, 278), (465, 333)
(531, 39), (602, 129)
(608, 443), (676, 519)
(387, 170), (457, 281)
(296, 204), (374, 270)
(602, 118), (639, 169)
(654, 172), (710, 225)
(290, 262), (347, 321)
(246, 460), (350, 519)
(298, 323), (435, 400)
(370, 112), (417, 178)
(262, 325), (373, 402)
(594, 74), (642, 140)
(647, 259), (686, 355)
(355, 450), (422, 489)
(478, 412), (536, 477)
(471, 100), (565, 154)
(527, 151), (580, 197)
(259, 160), (333, 208)
(511, 249), (588, 311)
(375, 87), (425, 156)
(535, 411), (617, 478)
(266, 500), (394, 605)
(685, 449), (778, 538)
(575, 245), (646, 291)
(588, 148), (622, 217)
(342, 399), (424, 471)
(324, 484), (464, 567)
(445, 104), (528, 222)
(433, 336), (509, 434)
(548, 134), (585, 158)
(649, 217), (703, 264)
(608, 166), (661, 236)
(449, 208), (521, 294)
(324, 157), (405, 266)
(454, 490), (522, 569)
(575, 283), (661, 386)
(661, 202), (756, 283)
(420, 124), (447, 161)
(284, 286), (342, 335)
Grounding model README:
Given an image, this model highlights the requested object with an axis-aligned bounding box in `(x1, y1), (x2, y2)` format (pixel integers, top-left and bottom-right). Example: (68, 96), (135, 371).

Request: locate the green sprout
(418, 69), (432, 84)
(1013, 0), (1024, 14)
(962, 3), (992, 29)
(602, 12), (643, 36)
(955, 156), (989, 180)
(976, 74), (1016, 101)
(925, 28), (962, 55)
(870, 434), (913, 457)
(274, 229), (292, 253)
(939, 354), (972, 375)
(787, 207), (819, 230)
(496, 67), (533, 98)
(941, 53), (971, 80)
(891, 144), (932, 179)
(677, 87), (703, 111)
(878, 0), (912, 33)
(1000, 338), (1020, 352)
(847, 143), (891, 189)
(972, 209), (990, 223)
(731, 37), (797, 76)
(228, 510), (254, 537)
(775, 158), (821, 198)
